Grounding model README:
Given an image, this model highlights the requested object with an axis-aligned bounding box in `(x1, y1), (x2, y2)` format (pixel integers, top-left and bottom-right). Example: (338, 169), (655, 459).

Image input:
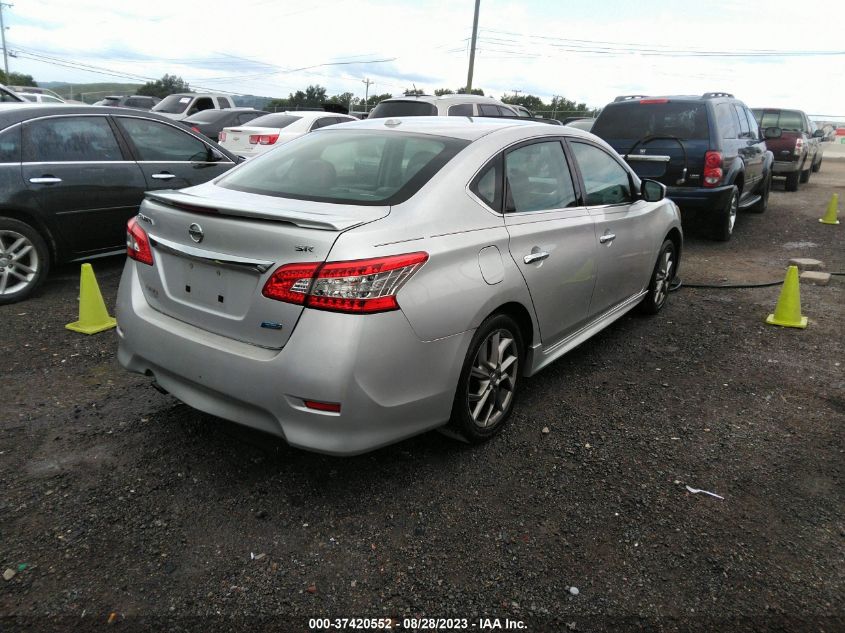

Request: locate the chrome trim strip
(625, 154), (671, 162)
(150, 235), (274, 274)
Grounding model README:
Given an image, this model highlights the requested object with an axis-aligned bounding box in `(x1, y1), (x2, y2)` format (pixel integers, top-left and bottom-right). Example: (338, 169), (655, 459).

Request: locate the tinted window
(448, 104), (473, 116)
(117, 117), (213, 162)
(0, 87), (22, 102)
(593, 102), (709, 141)
(192, 98), (214, 113)
(124, 97), (149, 108)
(368, 101), (437, 118)
(154, 94), (193, 114)
(21, 94), (36, 102)
(217, 131), (469, 206)
(237, 112), (261, 125)
(312, 117), (338, 130)
(743, 108), (759, 139)
(752, 109), (805, 132)
(715, 103), (737, 139)
(470, 155), (502, 210)
(185, 110), (228, 123)
(23, 117), (123, 162)
(570, 142), (632, 206)
(479, 104), (503, 117)
(0, 126), (21, 162)
(216, 97), (231, 109)
(505, 141), (577, 212)
(734, 105), (750, 137)
(246, 114), (301, 129)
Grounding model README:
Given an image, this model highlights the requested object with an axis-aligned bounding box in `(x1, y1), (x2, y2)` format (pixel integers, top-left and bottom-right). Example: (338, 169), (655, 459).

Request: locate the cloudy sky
(3, 0), (843, 117)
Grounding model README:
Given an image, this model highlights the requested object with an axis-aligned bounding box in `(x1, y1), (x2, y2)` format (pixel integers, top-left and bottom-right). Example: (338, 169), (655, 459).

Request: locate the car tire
(748, 172), (770, 213)
(812, 156), (822, 173)
(0, 217), (50, 305)
(711, 186), (738, 241)
(799, 166), (810, 183)
(448, 313), (524, 443)
(784, 170), (800, 192)
(638, 239), (676, 315)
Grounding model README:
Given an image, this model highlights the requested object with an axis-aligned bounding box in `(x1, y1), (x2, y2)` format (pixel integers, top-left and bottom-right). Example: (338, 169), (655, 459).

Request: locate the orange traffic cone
(765, 266), (807, 329)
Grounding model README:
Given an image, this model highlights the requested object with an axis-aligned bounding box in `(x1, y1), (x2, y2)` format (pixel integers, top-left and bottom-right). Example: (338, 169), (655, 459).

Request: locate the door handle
(599, 233), (616, 244)
(151, 172), (176, 180)
(523, 251), (550, 264)
(29, 177), (62, 184)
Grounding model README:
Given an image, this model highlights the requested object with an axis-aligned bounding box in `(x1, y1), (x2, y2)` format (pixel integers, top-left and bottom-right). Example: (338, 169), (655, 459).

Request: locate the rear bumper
(116, 262), (473, 455)
(666, 185), (734, 214)
(772, 160), (801, 175)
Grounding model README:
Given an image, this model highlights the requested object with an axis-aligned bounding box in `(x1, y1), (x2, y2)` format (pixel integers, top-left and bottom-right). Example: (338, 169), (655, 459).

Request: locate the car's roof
(382, 94), (510, 105)
(161, 92), (234, 98)
(318, 115), (573, 141)
(273, 110), (353, 119)
(0, 103), (224, 132)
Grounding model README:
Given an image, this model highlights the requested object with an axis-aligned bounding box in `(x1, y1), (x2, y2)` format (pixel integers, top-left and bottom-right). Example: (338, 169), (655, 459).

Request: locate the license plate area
(164, 253), (260, 317)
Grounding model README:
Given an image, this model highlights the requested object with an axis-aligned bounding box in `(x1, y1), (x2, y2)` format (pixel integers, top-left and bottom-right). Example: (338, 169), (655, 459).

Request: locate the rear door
(734, 103), (763, 191)
(21, 114), (147, 254)
(501, 139), (598, 348)
(114, 115), (235, 190)
(568, 140), (654, 315)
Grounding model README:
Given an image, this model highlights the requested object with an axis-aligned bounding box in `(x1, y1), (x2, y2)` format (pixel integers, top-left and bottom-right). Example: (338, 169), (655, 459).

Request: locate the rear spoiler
(492, 115), (564, 126)
(144, 190), (383, 232)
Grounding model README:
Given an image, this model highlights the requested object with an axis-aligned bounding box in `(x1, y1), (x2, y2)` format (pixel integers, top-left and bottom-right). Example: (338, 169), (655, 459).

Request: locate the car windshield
(242, 114), (301, 129)
(593, 102), (709, 140)
(217, 130), (469, 206)
(153, 95), (193, 114)
(369, 101), (438, 118)
(751, 109), (804, 132)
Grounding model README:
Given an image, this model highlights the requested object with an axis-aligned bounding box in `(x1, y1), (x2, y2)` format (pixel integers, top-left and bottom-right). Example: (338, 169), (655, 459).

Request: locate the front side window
(217, 130), (469, 206)
(504, 141), (577, 212)
(117, 117), (213, 162)
(570, 142), (632, 206)
(0, 126), (21, 162)
(23, 117), (123, 162)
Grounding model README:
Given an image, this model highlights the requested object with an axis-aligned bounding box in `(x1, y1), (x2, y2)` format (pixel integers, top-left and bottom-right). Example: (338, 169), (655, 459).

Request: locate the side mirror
(641, 179), (666, 202)
(764, 126), (782, 140)
(812, 129), (824, 138)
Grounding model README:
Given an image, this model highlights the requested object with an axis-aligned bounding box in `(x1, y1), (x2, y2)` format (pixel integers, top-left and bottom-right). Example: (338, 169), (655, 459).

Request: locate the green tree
(328, 91), (357, 108)
(137, 74), (190, 98)
(457, 87), (484, 96)
(434, 88), (454, 96)
(362, 93), (392, 109)
(501, 93), (544, 112)
(0, 71), (37, 87)
(403, 88), (425, 96)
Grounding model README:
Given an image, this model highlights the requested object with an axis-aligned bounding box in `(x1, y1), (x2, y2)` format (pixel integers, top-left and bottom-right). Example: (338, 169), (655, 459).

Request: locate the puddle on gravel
(782, 241), (818, 249)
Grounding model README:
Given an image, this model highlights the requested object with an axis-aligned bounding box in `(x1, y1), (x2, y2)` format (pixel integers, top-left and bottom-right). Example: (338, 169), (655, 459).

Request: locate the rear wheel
(799, 166), (811, 183)
(812, 155), (822, 173)
(784, 170), (800, 192)
(448, 314), (523, 443)
(748, 172), (770, 213)
(711, 186), (738, 241)
(638, 239), (676, 315)
(0, 217), (50, 305)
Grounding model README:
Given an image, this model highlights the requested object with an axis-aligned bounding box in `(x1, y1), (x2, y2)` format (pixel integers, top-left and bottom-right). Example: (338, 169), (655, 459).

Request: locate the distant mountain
(38, 82), (143, 102)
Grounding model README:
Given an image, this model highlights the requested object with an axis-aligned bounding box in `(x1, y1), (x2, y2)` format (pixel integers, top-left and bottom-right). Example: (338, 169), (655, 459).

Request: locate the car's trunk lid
(220, 126), (275, 154)
(608, 138), (710, 188)
(134, 186), (389, 348)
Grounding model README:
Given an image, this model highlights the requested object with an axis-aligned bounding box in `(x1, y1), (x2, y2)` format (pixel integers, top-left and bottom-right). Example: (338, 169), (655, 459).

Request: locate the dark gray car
(0, 104), (239, 303)
(181, 108), (269, 142)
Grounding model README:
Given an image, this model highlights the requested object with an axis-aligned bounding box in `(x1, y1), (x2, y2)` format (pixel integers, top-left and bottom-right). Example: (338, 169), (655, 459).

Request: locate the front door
(502, 140), (598, 348)
(21, 115), (147, 255)
(113, 116), (235, 190)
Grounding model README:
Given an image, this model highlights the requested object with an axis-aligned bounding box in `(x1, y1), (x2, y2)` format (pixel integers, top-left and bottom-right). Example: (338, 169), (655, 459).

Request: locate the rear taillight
(262, 252), (429, 314)
(702, 151), (723, 187)
(303, 400), (341, 413)
(249, 134), (279, 145)
(794, 137), (804, 156)
(639, 98), (669, 104)
(219, 130), (227, 142)
(126, 216), (153, 266)
(190, 126), (201, 133)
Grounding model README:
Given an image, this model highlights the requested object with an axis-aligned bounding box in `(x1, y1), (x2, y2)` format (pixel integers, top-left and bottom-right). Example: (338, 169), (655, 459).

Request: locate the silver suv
(369, 94), (518, 118)
(152, 93), (238, 121)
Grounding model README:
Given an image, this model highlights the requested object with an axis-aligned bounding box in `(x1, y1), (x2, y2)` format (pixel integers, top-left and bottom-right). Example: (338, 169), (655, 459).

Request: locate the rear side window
(217, 130), (469, 206)
(0, 125), (21, 162)
(504, 141), (577, 212)
(216, 97), (231, 109)
(448, 104), (473, 117)
(593, 102), (709, 141)
(715, 104), (737, 139)
(368, 101), (437, 118)
(570, 142), (632, 206)
(116, 117), (213, 162)
(23, 117), (123, 162)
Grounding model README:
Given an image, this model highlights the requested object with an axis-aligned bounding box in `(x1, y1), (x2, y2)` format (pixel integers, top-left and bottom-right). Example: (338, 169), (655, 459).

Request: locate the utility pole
(362, 78), (373, 112)
(0, 2), (11, 79)
(465, 0), (480, 92)
(552, 94), (562, 119)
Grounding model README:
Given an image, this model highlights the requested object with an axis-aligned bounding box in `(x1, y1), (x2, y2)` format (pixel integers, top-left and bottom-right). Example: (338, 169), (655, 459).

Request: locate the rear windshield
(593, 102), (709, 140)
(153, 95), (194, 114)
(751, 109), (805, 132)
(217, 130), (469, 206)
(369, 101), (438, 118)
(242, 114), (301, 128)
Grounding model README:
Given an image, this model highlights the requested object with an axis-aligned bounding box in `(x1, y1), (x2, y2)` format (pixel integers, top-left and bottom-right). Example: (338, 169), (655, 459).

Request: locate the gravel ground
(1, 161), (843, 633)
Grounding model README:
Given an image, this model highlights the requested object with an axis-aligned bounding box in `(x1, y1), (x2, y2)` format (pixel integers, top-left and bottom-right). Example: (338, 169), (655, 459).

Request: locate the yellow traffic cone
(765, 266), (807, 329)
(65, 263), (117, 335)
(819, 193), (840, 225)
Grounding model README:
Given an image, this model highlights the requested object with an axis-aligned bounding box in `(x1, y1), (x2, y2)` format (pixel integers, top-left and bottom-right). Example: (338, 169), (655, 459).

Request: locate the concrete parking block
(799, 271), (831, 285)
(788, 258), (823, 271)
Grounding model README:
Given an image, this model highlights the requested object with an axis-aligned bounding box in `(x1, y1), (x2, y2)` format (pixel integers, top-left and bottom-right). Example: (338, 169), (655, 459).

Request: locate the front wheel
(0, 217), (50, 305)
(638, 239), (676, 315)
(448, 314), (524, 443)
(711, 186), (738, 241)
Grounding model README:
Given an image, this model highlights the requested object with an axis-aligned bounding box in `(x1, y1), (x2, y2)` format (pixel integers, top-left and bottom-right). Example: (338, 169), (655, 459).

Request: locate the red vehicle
(751, 108), (824, 191)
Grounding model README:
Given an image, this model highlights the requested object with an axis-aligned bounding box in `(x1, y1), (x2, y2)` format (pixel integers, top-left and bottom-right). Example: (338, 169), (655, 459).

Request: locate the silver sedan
(116, 117), (682, 455)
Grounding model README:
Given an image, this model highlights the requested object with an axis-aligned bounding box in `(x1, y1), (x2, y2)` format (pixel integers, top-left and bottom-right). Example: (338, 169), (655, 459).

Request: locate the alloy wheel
(0, 230), (40, 296)
(467, 329), (519, 429)
(654, 248), (674, 308)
